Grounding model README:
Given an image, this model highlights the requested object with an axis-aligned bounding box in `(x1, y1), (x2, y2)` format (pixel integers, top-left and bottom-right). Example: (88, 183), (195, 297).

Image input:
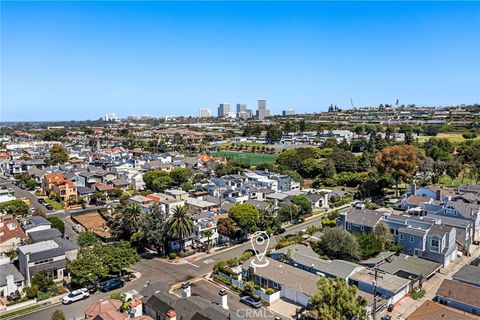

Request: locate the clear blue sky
(1, 1), (479, 121)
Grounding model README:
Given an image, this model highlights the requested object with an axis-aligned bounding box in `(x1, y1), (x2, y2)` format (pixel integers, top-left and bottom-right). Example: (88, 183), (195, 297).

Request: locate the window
(408, 249), (412, 254)
(400, 234), (404, 240)
(347, 222), (351, 230)
(360, 225), (365, 231)
(431, 239), (440, 252)
(410, 236), (414, 243)
(390, 228), (395, 235)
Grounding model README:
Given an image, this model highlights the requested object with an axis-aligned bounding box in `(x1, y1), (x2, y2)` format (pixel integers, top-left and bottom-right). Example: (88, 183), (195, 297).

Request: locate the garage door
(283, 286), (297, 302)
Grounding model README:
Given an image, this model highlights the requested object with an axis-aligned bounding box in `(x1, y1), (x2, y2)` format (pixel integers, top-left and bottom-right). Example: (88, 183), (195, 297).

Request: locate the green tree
(373, 222), (393, 250)
(202, 229), (214, 253)
(278, 204), (299, 223)
(51, 310), (66, 320)
(217, 217), (238, 238)
(265, 125), (282, 143)
(48, 144), (69, 165)
(356, 233), (383, 260)
(77, 231), (99, 247)
(292, 195), (312, 215)
(328, 148), (357, 173)
(167, 205), (194, 252)
(276, 147), (320, 171)
(47, 217), (65, 234)
(31, 272), (55, 292)
(314, 228), (360, 262)
(228, 204), (260, 236)
(0, 199), (29, 216)
(143, 170), (173, 192)
(299, 158), (322, 178)
(169, 168), (194, 186)
(375, 145), (419, 196)
(309, 277), (367, 320)
(142, 204), (168, 256)
(116, 203), (145, 238)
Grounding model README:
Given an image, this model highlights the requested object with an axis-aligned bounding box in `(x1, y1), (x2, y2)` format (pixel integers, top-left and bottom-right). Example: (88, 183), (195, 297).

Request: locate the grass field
(417, 133), (480, 143)
(210, 151), (277, 166)
(46, 198), (64, 210)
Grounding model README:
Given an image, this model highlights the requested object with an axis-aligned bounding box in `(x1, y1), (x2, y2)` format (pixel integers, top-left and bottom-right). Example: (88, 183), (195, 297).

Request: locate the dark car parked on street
(99, 278), (124, 292)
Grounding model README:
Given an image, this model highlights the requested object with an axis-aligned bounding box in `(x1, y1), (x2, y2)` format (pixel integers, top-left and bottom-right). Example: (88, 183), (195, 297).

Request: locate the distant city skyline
(2, 1), (479, 121)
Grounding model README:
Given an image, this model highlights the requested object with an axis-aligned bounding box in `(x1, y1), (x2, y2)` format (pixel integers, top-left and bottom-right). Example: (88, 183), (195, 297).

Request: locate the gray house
(336, 208), (384, 233)
(436, 279), (480, 316)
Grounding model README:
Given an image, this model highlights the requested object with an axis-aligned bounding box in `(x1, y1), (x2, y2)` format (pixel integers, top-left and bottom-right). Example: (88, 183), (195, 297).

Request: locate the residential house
(270, 244), (364, 281)
(0, 215), (27, 253)
(42, 173), (77, 205)
(349, 268), (410, 305)
(28, 228), (62, 243)
(21, 216), (52, 235)
(185, 197), (218, 213)
(192, 212), (218, 248)
(436, 279), (480, 316)
(336, 208), (384, 233)
(143, 282), (240, 320)
(18, 238), (78, 284)
(407, 301), (480, 320)
(146, 193), (184, 216)
(458, 184), (480, 194)
(0, 259), (25, 298)
(452, 264), (480, 287)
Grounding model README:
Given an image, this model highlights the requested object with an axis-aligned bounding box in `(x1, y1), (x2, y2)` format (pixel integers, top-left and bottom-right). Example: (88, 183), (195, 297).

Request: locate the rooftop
(407, 301), (480, 320)
(452, 264), (480, 287)
(436, 279), (480, 308)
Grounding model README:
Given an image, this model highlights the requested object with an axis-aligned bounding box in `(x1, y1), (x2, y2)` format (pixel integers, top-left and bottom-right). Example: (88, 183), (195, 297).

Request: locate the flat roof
(436, 279), (480, 308)
(452, 265), (480, 287)
(350, 268), (410, 294)
(378, 254), (441, 279)
(18, 240), (59, 254)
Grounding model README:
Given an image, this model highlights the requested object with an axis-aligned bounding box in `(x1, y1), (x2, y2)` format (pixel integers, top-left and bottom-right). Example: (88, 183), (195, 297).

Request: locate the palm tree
(119, 203), (144, 237)
(167, 205), (194, 252)
(202, 229), (214, 253)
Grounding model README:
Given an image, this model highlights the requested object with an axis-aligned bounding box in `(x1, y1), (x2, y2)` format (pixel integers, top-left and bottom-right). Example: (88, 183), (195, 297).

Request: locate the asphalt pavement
(9, 203), (343, 320)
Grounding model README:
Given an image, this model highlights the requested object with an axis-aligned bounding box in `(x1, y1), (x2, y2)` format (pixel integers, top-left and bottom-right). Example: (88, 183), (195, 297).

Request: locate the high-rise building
(236, 104), (247, 113)
(199, 108), (211, 118)
(256, 99), (271, 119)
(104, 113), (118, 122)
(218, 103), (230, 118)
(282, 109), (295, 116)
(236, 104), (252, 119)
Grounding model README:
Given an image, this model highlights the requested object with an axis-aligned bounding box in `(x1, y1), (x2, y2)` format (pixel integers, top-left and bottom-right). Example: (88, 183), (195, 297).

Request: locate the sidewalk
(391, 244), (480, 319)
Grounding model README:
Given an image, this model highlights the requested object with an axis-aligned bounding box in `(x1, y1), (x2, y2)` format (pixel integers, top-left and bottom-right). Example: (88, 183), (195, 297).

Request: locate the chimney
(128, 299), (143, 318)
(6, 275), (16, 295)
(181, 281), (191, 298)
(411, 183), (417, 196)
(166, 310), (177, 320)
(219, 289), (228, 310)
(436, 189), (442, 201)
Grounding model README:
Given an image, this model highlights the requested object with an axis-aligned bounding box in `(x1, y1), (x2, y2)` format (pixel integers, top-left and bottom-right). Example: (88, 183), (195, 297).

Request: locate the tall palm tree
(120, 202), (144, 236)
(167, 205), (194, 252)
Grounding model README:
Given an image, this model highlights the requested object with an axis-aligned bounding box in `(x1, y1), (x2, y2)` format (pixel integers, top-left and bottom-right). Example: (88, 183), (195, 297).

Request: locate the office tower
(256, 99), (271, 119)
(282, 109), (295, 116)
(199, 108), (211, 118)
(236, 104), (247, 113)
(218, 103), (230, 118)
(104, 113), (118, 121)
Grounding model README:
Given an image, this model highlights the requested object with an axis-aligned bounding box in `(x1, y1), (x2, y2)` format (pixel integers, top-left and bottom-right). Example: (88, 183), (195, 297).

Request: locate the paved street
(9, 210), (330, 320)
(0, 177), (51, 215)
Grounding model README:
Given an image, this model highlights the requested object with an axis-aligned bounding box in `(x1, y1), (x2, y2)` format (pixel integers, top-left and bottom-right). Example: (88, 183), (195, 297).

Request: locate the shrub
(36, 291), (51, 301)
(110, 292), (126, 302)
(411, 290), (425, 300)
(24, 285), (38, 299)
(265, 288), (275, 295)
(169, 252), (177, 260)
(253, 284), (261, 290)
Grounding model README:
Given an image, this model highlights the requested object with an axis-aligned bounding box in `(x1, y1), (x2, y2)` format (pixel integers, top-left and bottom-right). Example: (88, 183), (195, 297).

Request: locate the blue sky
(1, 1), (479, 121)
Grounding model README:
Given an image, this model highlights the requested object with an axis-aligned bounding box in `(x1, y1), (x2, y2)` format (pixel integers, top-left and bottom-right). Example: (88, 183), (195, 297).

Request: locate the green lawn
(46, 198), (64, 210)
(438, 174), (474, 188)
(210, 151), (277, 166)
(417, 133), (480, 144)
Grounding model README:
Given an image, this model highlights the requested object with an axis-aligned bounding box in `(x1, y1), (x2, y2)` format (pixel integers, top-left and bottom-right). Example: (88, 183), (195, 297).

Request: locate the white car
(62, 288), (89, 304)
(72, 224), (85, 233)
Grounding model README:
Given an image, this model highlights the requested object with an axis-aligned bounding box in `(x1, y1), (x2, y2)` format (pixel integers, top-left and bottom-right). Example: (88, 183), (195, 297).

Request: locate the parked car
(38, 198), (45, 204)
(28, 207), (36, 213)
(99, 278), (124, 292)
(45, 204), (54, 210)
(62, 288), (89, 304)
(273, 227), (286, 235)
(86, 281), (100, 293)
(240, 296), (262, 309)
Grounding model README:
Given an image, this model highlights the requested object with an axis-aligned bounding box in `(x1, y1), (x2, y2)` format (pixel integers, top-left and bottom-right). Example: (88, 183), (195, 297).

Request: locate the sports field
(210, 151), (277, 166)
(417, 133), (480, 143)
